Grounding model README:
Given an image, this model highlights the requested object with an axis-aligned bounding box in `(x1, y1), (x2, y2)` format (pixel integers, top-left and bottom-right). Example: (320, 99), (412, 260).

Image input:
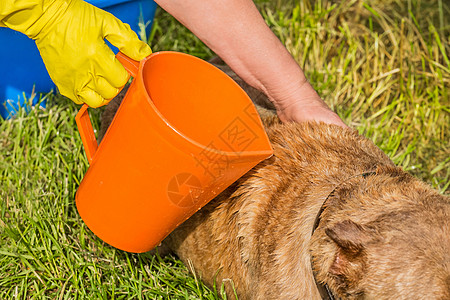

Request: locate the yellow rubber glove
(0, 0), (151, 107)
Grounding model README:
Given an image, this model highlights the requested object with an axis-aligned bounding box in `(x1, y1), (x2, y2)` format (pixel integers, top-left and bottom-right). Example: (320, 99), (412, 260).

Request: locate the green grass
(1, 0), (449, 298)
(259, 0), (449, 190)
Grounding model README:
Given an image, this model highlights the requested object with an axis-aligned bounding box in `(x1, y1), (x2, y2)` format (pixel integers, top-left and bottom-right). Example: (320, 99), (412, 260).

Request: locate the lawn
(1, 0), (449, 298)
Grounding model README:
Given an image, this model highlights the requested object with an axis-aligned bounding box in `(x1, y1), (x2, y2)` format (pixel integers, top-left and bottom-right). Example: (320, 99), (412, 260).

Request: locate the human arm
(0, 0), (151, 107)
(154, 0), (346, 127)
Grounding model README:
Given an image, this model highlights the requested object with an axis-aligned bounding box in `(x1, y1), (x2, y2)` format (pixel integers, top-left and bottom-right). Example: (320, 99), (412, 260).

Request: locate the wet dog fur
(99, 59), (450, 300)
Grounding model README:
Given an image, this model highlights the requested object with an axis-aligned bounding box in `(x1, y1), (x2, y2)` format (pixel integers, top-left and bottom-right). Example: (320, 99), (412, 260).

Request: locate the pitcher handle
(116, 51), (140, 78)
(76, 104), (98, 164)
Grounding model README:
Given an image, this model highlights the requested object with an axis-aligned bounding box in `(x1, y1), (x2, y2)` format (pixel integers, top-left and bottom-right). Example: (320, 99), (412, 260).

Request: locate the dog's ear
(325, 220), (372, 254)
(325, 220), (373, 278)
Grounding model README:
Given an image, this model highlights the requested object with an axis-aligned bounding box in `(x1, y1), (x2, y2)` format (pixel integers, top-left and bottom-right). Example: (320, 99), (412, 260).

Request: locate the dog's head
(311, 167), (450, 299)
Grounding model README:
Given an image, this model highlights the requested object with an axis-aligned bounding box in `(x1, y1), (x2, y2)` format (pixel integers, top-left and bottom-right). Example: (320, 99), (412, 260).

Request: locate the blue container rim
(85, 0), (145, 8)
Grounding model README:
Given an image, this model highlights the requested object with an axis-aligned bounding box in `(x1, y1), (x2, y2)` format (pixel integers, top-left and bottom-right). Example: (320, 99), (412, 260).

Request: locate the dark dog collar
(310, 170), (377, 300)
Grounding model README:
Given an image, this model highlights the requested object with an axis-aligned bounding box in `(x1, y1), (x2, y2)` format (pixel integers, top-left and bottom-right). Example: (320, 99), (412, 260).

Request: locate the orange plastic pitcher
(75, 52), (273, 253)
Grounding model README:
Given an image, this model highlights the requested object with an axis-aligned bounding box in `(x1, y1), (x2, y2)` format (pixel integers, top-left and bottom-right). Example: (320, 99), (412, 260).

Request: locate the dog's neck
(311, 171), (377, 237)
(310, 170), (377, 300)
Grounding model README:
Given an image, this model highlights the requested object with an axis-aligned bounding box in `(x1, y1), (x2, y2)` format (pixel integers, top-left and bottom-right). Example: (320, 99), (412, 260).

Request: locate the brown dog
(100, 60), (450, 300)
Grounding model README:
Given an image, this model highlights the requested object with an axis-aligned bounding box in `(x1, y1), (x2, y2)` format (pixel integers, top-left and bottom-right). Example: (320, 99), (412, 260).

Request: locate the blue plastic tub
(0, 0), (157, 119)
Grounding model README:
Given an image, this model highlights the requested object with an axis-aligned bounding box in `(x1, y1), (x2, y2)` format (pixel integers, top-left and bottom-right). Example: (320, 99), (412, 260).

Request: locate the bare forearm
(155, 0), (346, 126)
(155, 1), (306, 99)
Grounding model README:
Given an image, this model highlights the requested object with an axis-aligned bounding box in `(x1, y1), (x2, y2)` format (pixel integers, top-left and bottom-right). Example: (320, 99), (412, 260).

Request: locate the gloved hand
(0, 0), (151, 107)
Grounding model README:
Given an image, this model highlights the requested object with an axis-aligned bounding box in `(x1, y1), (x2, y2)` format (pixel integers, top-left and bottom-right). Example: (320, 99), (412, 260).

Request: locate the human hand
(15, 0), (152, 107)
(272, 81), (348, 128)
